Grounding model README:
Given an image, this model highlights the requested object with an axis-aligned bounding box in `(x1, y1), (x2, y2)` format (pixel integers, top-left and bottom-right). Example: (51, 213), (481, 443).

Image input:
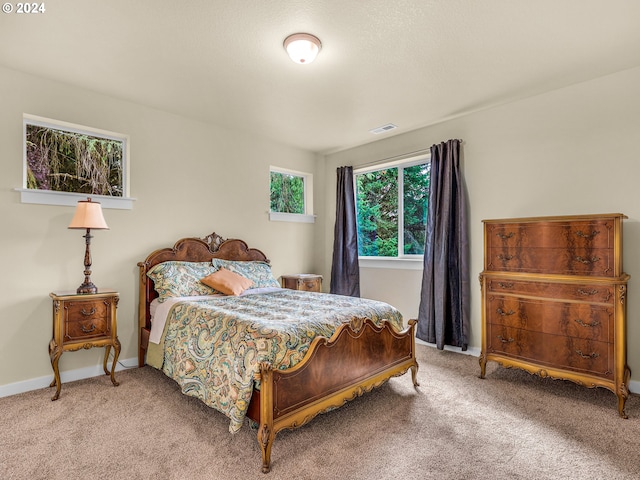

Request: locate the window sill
(358, 257), (423, 270)
(269, 212), (316, 223)
(15, 189), (135, 210)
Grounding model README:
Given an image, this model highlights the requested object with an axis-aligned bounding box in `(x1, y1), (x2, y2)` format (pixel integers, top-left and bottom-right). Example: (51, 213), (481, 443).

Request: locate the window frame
(269, 166), (315, 223)
(17, 114), (134, 209)
(354, 153), (430, 269)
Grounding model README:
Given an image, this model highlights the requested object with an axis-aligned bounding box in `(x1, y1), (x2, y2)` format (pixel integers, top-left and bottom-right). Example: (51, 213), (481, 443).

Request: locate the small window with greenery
(269, 167), (314, 223)
(18, 114), (132, 209)
(355, 155), (430, 259)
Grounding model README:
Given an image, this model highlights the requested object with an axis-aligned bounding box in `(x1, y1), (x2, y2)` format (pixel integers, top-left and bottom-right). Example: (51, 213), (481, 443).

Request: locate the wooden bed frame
(137, 233), (419, 473)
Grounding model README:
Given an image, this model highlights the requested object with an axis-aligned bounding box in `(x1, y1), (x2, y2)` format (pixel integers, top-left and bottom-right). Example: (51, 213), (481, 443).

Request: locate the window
(269, 166), (314, 223)
(17, 114), (133, 209)
(355, 154), (430, 260)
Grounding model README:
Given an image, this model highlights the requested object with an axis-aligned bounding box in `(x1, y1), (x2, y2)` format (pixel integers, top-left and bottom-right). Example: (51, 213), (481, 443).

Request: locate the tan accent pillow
(200, 268), (254, 296)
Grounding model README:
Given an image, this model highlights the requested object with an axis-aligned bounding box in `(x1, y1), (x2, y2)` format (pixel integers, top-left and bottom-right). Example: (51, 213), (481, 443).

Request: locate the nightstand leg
(103, 345), (111, 376)
(104, 339), (121, 387)
(49, 340), (62, 401)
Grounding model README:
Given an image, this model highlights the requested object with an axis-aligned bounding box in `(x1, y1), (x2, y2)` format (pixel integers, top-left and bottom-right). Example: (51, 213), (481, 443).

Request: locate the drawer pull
(576, 288), (598, 297)
(497, 282), (514, 289)
(573, 256), (600, 265)
(497, 335), (514, 343)
(575, 350), (599, 360)
(81, 323), (96, 334)
(575, 319), (600, 328)
(81, 307), (96, 316)
(575, 230), (600, 239)
(497, 254), (514, 261)
(496, 232), (514, 240)
(496, 308), (515, 316)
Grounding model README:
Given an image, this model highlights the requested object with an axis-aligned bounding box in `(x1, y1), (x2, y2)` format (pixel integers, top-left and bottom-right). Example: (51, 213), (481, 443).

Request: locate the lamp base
(77, 282), (98, 294)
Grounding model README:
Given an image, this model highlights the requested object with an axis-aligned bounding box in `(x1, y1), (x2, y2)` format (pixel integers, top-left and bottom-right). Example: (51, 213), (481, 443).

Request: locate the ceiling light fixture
(284, 33), (322, 64)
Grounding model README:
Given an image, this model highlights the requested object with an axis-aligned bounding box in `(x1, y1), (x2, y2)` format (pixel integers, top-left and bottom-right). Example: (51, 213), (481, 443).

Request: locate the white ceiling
(1, 0), (639, 154)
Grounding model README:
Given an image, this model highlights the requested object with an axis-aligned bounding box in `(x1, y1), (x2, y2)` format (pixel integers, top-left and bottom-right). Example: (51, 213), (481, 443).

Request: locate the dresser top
(482, 213), (626, 224)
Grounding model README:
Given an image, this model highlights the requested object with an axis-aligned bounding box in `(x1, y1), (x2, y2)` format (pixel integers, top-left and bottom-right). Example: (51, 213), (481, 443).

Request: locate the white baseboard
(0, 357), (138, 398)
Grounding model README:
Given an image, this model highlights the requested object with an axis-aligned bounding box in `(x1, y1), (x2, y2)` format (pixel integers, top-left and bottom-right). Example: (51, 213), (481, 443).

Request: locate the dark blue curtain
(330, 166), (360, 297)
(417, 139), (470, 350)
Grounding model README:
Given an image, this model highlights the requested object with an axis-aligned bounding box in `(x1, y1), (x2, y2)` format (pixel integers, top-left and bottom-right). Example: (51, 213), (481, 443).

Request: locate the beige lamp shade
(68, 198), (109, 230)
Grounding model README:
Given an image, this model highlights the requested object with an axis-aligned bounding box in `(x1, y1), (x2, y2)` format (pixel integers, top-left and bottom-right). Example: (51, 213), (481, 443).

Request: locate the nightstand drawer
(296, 278), (322, 292)
(281, 274), (322, 292)
(63, 299), (111, 341)
(65, 317), (109, 340)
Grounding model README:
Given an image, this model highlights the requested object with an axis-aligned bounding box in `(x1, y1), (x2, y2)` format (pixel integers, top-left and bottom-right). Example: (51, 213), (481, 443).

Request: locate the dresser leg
(479, 353), (487, 379)
(617, 367), (631, 419)
(617, 395), (628, 419)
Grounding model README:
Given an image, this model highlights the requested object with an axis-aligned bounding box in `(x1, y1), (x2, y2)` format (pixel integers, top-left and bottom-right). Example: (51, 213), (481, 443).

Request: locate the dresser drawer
(486, 247), (615, 276)
(487, 326), (613, 378)
(486, 219), (615, 250)
(486, 296), (613, 342)
(63, 299), (112, 341)
(486, 278), (615, 304)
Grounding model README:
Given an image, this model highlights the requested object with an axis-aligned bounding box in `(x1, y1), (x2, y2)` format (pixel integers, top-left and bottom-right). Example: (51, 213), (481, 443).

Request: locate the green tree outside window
(355, 161), (430, 257)
(270, 171), (305, 214)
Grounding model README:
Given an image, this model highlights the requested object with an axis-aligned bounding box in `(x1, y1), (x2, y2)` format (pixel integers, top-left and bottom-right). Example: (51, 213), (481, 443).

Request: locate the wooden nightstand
(281, 274), (323, 293)
(49, 290), (120, 401)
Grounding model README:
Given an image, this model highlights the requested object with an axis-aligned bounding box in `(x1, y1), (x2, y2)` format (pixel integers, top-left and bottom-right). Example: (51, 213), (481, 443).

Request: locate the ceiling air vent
(369, 123), (398, 135)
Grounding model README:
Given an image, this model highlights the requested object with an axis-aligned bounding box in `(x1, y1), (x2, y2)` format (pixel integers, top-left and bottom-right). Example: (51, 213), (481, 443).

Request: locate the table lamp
(68, 197), (109, 294)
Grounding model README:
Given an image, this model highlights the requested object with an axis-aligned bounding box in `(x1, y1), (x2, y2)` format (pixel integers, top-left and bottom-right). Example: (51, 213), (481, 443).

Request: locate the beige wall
(0, 66), (319, 391)
(320, 67), (640, 390)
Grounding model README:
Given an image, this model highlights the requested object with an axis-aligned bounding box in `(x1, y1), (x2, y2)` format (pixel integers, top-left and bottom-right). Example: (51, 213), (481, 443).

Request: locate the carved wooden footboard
(251, 317), (419, 473)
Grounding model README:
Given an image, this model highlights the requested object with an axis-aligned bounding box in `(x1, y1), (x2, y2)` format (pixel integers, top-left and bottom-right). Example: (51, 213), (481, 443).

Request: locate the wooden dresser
(479, 214), (630, 417)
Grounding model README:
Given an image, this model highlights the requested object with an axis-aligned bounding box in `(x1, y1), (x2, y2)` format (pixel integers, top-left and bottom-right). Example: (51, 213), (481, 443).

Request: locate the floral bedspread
(159, 289), (403, 433)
